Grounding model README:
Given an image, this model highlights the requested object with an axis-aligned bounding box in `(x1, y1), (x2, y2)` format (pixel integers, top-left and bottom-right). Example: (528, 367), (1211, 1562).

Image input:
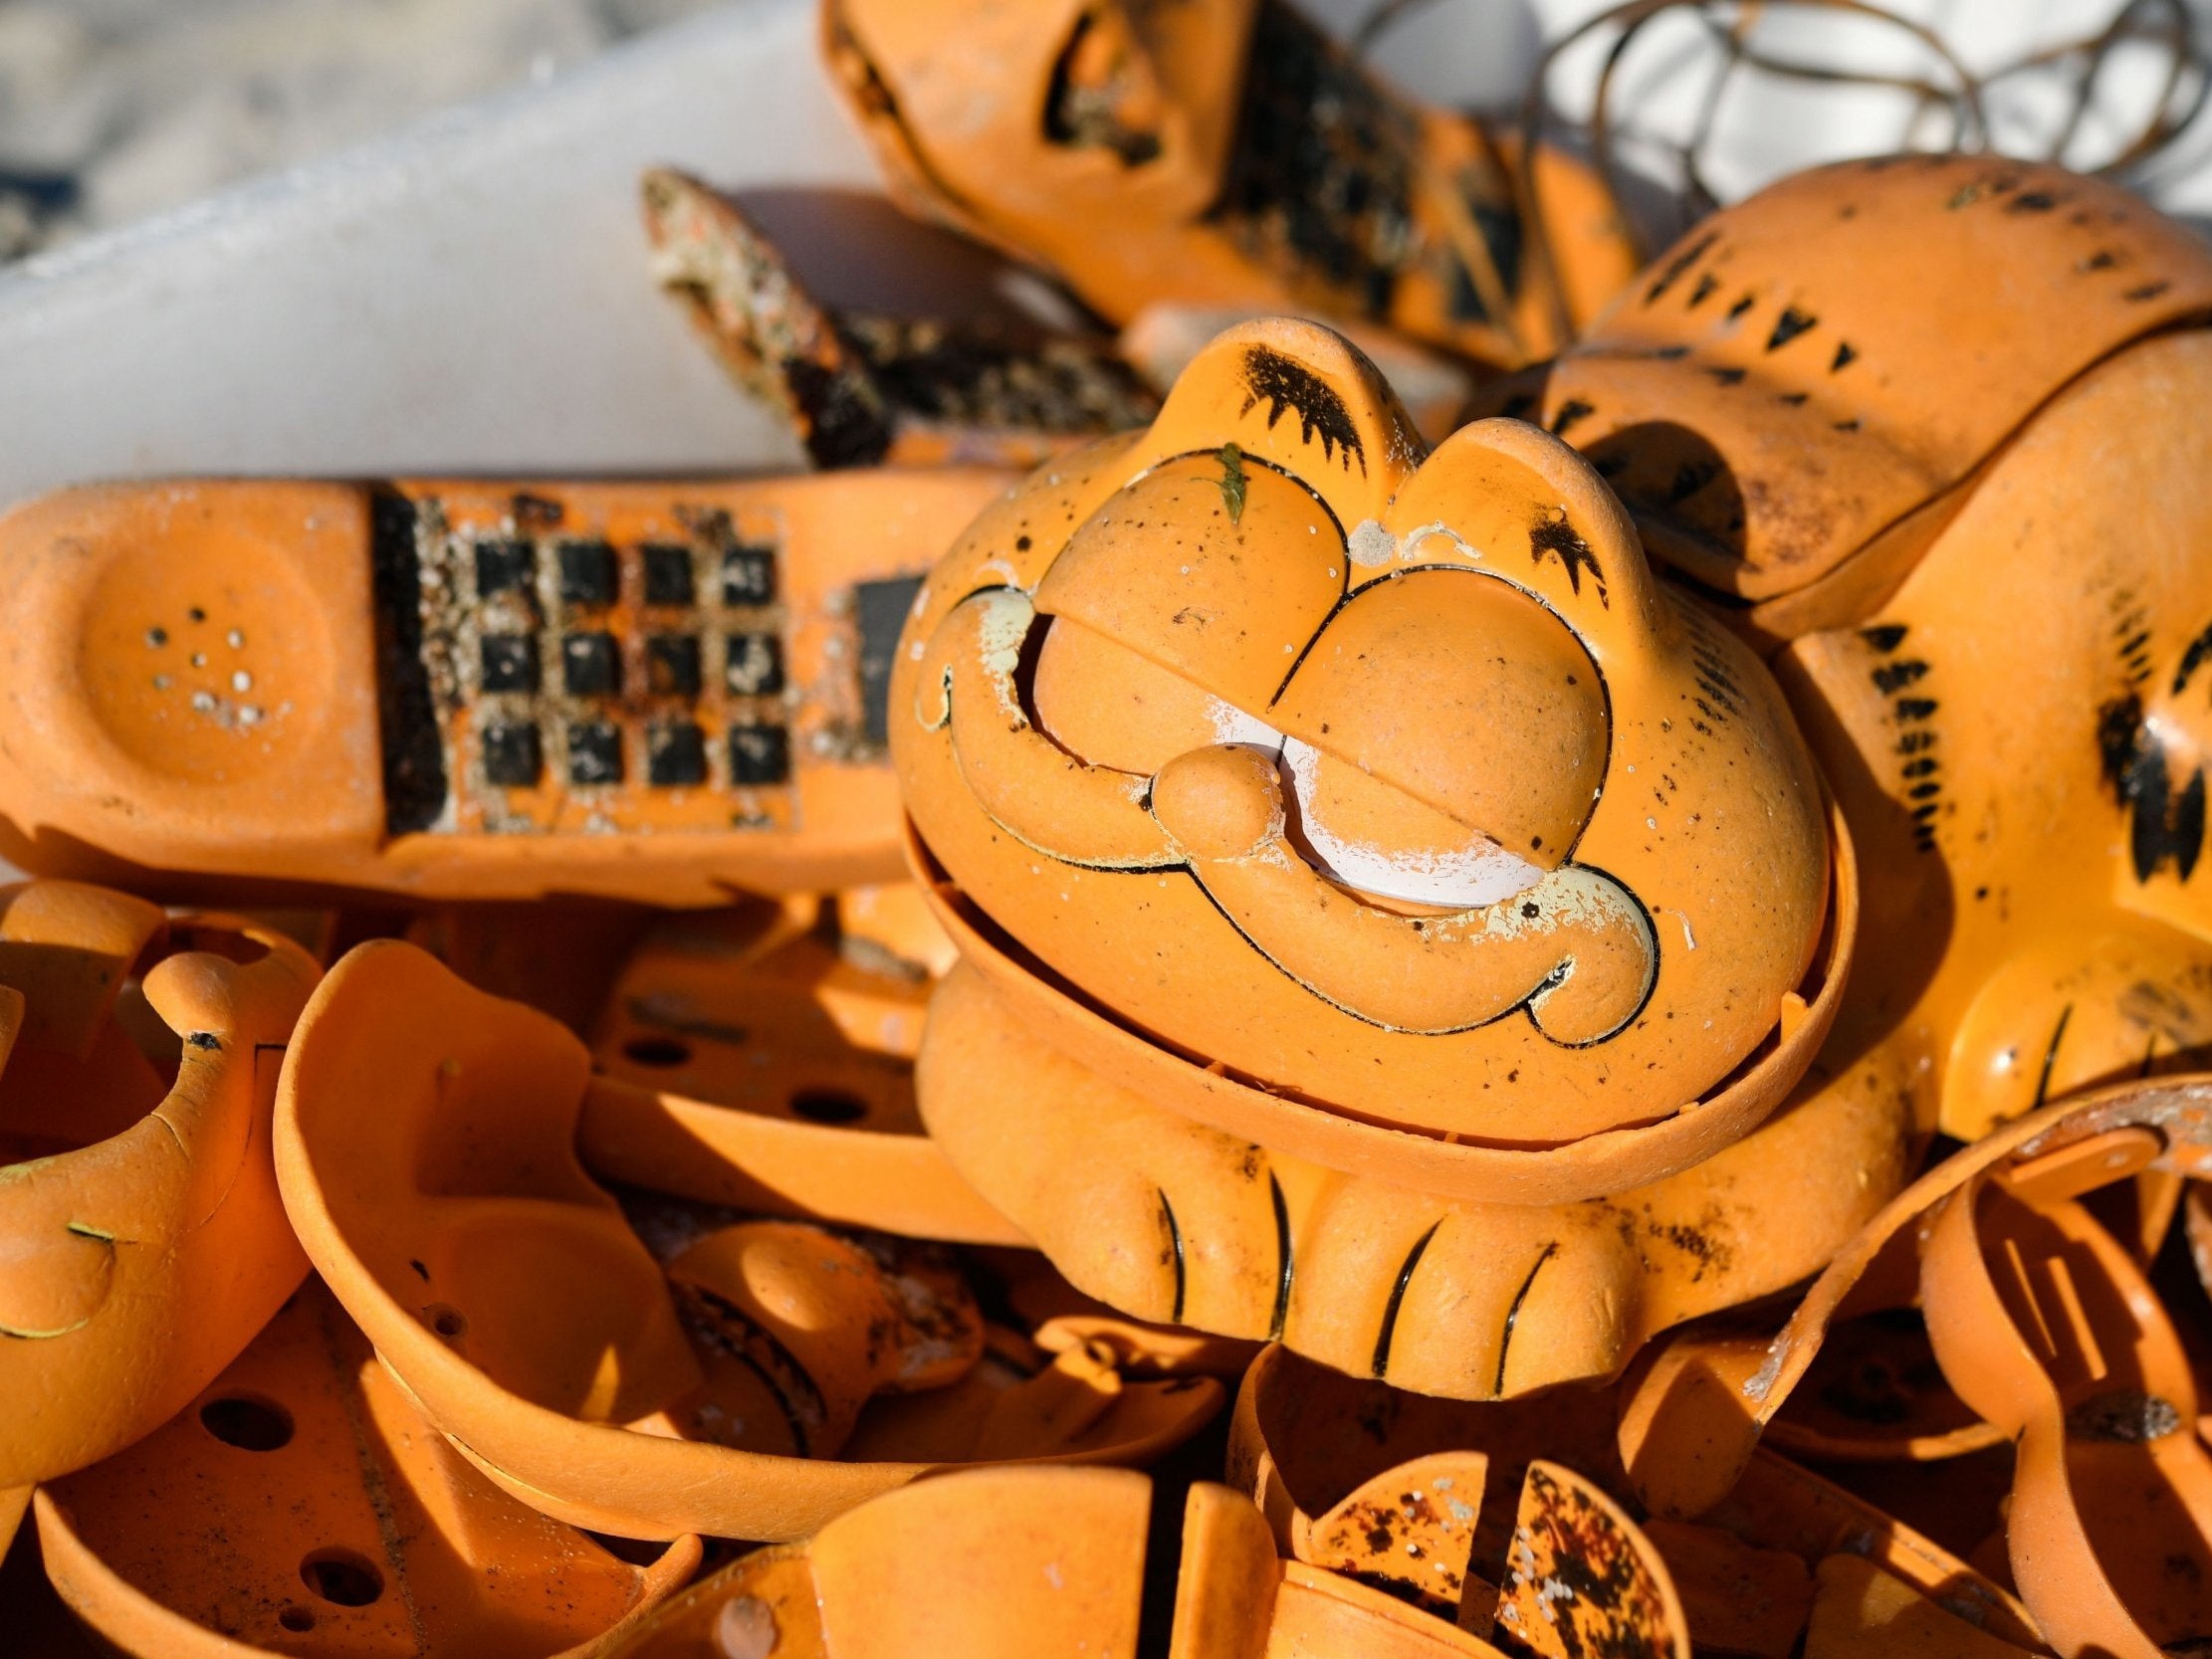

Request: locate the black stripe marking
(2033, 1004), (2074, 1110)
(1494, 1241), (1559, 1396)
(1268, 1173), (1294, 1342)
(1372, 1222), (1440, 1379)
(1159, 1188), (1187, 1325)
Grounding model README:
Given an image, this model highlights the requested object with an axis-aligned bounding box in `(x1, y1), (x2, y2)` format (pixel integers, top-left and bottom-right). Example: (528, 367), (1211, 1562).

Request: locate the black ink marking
(1862, 623), (1908, 653)
(1832, 341), (1858, 372)
(2125, 281), (2173, 303)
(1373, 1221), (1440, 1379)
(1159, 1188), (1187, 1324)
(2174, 621), (2212, 697)
(1873, 659), (1930, 695)
(1687, 273), (1720, 309)
(1766, 308), (1817, 350)
(1530, 511), (1607, 605)
(1239, 346), (1366, 473)
(1495, 1241), (1559, 1396)
(185, 1032), (221, 1051)
(2100, 692), (2209, 882)
(1550, 398), (1596, 438)
(2033, 1004), (2073, 1110)
(1644, 231), (1718, 305)
(1269, 1172), (1293, 1342)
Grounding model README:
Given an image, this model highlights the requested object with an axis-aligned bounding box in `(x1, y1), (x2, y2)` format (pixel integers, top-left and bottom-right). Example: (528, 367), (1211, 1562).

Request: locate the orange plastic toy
(35, 1278), (701, 1657)
(0, 471), (1008, 905)
(0, 881), (319, 1553)
(1507, 154), (2212, 1144)
(892, 316), (1887, 1397)
(275, 939), (1220, 1543)
(643, 167), (1160, 472)
(823, 0), (1640, 371)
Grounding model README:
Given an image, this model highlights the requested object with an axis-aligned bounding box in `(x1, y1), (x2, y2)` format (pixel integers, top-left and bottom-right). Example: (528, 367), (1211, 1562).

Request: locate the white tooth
(1207, 698), (1282, 751)
(1281, 736), (1545, 909)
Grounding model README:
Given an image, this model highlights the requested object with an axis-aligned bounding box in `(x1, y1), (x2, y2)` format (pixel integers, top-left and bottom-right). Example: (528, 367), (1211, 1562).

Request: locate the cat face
(894, 320), (1840, 1161)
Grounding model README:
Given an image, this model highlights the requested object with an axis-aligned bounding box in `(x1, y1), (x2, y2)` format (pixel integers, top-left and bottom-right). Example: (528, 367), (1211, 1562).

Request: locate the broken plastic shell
(1920, 1163), (2212, 1658)
(1230, 1340), (2036, 1657)
(0, 882), (319, 1505)
(1496, 1460), (1690, 1659)
(577, 903), (1024, 1243)
(822, 0), (1639, 369)
(1618, 1074), (2212, 1523)
(276, 940), (1217, 1542)
(1514, 154), (2212, 637)
(642, 167), (1161, 472)
(34, 1278), (701, 1657)
(0, 472), (1008, 905)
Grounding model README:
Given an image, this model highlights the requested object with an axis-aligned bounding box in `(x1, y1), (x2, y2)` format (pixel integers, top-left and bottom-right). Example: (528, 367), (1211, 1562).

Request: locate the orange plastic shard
(643, 166), (1159, 472)
(894, 315), (1886, 1397)
(0, 881), (319, 1522)
(822, 0), (1639, 369)
(1498, 1461), (1690, 1659)
(575, 900), (1024, 1243)
(1801, 1555), (2040, 1659)
(1921, 1162), (2212, 1658)
(34, 1278), (700, 1658)
(1619, 1075), (2212, 1524)
(277, 940), (1219, 1543)
(0, 471), (1008, 905)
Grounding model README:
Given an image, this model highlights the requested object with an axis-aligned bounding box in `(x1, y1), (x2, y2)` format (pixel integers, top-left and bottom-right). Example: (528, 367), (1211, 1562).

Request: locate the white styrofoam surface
(3, 0), (2208, 508)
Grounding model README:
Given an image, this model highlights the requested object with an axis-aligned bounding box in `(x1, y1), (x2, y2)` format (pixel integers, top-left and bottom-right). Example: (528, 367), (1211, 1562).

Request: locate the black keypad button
(724, 632), (785, 697)
(728, 723), (790, 785)
(722, 545), (776, 606)
(481, 722), (543, 787)
(561, 631), (621, 697)
(647, 721), (708, 786)
(556, 539), (617, 606)
(646, 634), (703, 698)
(567, 722), (623, 785)
(479, 634), (539, 694)
(474, 538), (536, 597)
(641, 543), (697, 606)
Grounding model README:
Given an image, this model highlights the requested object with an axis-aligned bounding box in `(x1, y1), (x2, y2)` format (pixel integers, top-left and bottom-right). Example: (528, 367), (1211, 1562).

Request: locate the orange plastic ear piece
(893, 315), (1885, 1397)
(1921, 1167), (2212, 1658)
(1, 882), (320, 1550)
(643, 167), (1159, 472)
(0, 470), (1009, 905)
(277, 940), (1218, 1543)
(1617, 1075), (2212, 1523)
(822, 0), (1639, 370)
(1510, 153), (2212, 1153)
(34, 1278), (700, 1657)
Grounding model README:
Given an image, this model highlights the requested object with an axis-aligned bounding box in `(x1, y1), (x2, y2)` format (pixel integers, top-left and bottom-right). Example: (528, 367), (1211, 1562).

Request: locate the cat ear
(1142, 317), (1425, 527)
(1380, 415), (1669, 667)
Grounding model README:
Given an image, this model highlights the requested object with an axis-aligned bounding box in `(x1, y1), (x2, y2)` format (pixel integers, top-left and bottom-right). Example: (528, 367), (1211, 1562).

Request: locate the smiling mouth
(915, 586), (1659, 1041)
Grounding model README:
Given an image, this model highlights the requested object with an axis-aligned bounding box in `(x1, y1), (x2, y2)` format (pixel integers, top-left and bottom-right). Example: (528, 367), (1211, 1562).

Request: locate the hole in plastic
(199, 1394), (295, 1452)
(789, 1088), (868, 1124)
(424, 1304), (468, 1340)
(278, 1607), (316, 1633)
(623, 1036), (692, 1067)
(301, 1550), (385, 1607)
